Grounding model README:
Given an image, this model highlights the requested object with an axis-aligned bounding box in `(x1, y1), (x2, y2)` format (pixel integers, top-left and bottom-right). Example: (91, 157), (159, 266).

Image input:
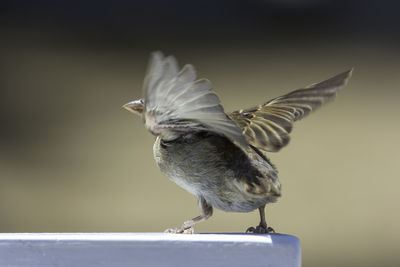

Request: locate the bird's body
(153, 132), (279, 213)
(124, 51), (352, 233)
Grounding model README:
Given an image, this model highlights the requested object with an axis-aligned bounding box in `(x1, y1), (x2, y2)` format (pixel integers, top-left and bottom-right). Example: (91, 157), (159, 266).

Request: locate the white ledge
(0, 232), (273, 243)
(0, 233), (301, 267)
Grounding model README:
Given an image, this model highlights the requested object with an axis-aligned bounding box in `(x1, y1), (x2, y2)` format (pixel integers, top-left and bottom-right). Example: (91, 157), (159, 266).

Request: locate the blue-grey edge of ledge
(0, 233), (301, 267)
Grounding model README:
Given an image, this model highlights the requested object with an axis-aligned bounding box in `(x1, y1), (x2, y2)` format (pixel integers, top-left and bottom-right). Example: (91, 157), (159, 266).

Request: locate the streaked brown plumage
(124, 52), (352, 233)
(229, 70), (351, 154)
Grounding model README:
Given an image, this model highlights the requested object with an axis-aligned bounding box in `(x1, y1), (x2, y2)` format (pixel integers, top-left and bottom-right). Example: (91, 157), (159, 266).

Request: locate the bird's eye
(140, 99), (144, 104)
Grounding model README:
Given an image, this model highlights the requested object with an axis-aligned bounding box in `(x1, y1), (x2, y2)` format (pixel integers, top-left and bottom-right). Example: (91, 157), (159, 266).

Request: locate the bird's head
(123, 98), (174, 138)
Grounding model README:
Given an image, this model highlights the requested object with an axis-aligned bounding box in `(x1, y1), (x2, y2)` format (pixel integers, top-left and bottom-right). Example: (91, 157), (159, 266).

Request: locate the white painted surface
(0, 232), (273, 243)
(0, 233), (301, 267)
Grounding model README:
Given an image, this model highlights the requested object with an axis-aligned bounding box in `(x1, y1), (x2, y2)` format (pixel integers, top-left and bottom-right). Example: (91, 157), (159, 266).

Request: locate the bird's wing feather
(229, 69), (353, 153)
(143, 51), (247, 147)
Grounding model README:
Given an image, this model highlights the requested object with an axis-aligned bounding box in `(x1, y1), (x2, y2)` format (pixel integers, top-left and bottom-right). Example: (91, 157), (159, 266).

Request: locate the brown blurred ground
(1, 1), (400, 266)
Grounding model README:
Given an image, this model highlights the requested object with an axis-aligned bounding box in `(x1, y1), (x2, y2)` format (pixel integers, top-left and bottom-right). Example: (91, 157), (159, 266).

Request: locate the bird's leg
(165, 196), (213, 234)
(246, 205), (275, 234)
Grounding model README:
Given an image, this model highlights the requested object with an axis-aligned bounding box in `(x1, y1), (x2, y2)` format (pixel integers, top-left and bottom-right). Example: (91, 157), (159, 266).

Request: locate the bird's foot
(164, 226), (195, 234)
(246, 224), (275, 234)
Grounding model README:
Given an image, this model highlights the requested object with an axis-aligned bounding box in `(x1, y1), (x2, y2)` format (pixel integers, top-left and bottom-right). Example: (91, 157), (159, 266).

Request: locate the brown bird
(124, 52), (352, 234)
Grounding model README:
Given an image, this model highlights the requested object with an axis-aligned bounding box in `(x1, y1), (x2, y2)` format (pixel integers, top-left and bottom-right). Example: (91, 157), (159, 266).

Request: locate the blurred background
(1, 0), (399, 266)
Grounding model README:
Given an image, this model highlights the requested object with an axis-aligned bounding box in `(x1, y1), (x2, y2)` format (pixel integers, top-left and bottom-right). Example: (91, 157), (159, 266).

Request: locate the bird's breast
(153, 135), (216, 196)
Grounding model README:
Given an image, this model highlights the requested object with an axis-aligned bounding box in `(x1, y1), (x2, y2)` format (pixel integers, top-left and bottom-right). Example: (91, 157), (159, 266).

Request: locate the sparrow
(124, 51), (352, 234)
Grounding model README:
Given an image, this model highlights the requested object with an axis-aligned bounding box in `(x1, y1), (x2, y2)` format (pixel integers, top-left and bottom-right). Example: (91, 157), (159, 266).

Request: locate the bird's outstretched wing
(229, 69), (353, 153)
(143, 51), (247, 147)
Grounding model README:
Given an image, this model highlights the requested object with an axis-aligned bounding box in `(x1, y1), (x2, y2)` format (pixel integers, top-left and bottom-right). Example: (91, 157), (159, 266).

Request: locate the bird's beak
(123, 99), (144, 116)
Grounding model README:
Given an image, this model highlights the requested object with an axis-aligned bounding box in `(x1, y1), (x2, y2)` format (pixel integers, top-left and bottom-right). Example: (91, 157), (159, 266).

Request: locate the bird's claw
(246, 225), (275, 234)
(164, 226), (195, 234)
